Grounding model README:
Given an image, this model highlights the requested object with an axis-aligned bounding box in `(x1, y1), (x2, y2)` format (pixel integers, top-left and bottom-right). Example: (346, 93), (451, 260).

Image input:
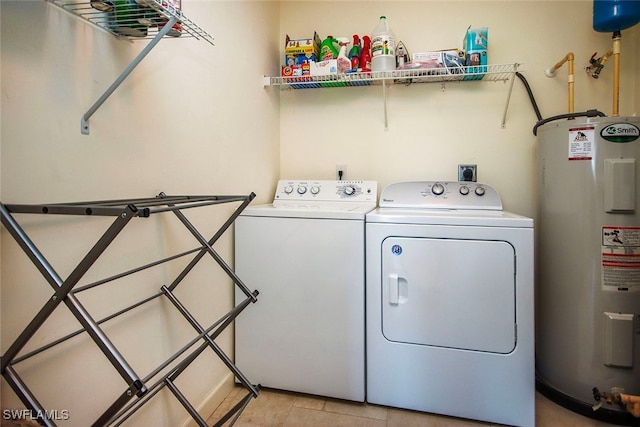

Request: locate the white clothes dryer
(366, 181), (534, 426)
(235, 180), (377, 402)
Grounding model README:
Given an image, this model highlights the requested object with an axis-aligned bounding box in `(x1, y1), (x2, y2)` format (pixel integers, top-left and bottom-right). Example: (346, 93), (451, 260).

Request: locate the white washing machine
(234, 179), (377, 402)
(366, 181), (534, 426)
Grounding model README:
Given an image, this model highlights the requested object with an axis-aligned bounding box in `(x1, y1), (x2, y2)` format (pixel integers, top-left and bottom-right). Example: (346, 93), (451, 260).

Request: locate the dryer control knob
(284, 185), (294, 194)
(459, 186), (470, 195)
(310, 186), (320, 195)
(432, 183), (445, 196)
(475, 186), (486, 196)
(297, 186), (307, 195)
(343, 186), (356, 196)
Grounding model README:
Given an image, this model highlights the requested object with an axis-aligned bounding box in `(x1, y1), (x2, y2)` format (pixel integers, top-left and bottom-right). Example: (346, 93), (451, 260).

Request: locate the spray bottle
(360, 35), (372, 72)
(320, 35), (340, 61)
(349, 35), (361, 71)
(336, 37), (351, 73)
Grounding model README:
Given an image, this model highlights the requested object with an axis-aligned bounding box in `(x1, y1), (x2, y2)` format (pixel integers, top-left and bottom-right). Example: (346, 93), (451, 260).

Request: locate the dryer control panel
(379, 181), (502, 210)
(274, 180), (378, 202)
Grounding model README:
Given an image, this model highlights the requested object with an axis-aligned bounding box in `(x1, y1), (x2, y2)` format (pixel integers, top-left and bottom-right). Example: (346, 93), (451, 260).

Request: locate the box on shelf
(284, 32), (321, 66)
(282, 63), (311, 77)
(411, 49), (466, 79)
(412, 49), (465, 65)
(310, 59), (338, 77)
(464, 27), (488, 80)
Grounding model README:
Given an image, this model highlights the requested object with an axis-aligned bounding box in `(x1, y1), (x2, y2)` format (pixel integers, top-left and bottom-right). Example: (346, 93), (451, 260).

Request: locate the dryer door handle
(389, 274), (399, 305)
(388, 274), (408, 305)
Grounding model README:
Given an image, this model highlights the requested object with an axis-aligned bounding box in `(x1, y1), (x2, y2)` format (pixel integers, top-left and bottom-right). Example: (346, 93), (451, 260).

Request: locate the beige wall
(1, 0), (638, 426)
(278, 1), (638, 218)
(0, 1), (279, 425)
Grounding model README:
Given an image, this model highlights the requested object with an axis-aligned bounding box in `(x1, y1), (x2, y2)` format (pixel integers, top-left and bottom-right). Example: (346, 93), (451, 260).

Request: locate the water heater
(536, 117), (640, 423)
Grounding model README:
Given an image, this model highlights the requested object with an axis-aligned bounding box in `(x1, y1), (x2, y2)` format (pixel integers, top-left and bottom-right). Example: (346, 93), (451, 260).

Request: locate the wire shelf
(267, 63), (520, 90)
(48, 0), (214, 45)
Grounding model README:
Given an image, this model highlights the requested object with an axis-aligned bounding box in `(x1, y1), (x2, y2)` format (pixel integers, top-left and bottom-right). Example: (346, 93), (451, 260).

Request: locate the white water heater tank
(536, 117), (640, 423)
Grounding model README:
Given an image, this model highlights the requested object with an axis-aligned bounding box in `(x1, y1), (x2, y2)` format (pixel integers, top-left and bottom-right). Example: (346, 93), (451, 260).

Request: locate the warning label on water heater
(602, 226), (640, 292)
(568, 126), (595, 160)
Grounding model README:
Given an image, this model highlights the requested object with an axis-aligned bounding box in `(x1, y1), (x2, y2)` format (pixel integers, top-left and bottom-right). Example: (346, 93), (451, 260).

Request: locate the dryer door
(381, 237), (516, 354)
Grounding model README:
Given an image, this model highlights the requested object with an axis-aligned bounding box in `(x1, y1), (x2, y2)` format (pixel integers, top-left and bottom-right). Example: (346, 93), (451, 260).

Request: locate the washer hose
(515, 72), (542, 122)
(533, 109), (607, 136)
(514, 72), (607, 136)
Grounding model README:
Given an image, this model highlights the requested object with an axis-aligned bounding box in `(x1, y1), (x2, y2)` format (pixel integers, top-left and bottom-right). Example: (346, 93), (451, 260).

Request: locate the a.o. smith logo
(601, 123), (640, 143)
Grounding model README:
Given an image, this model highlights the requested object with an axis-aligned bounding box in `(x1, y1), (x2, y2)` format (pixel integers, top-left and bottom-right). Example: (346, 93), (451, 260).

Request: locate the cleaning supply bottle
(320, 35), (340, 61)
(360, 35), (372, 72)
(371, 16), (396, 72)
(349, 35), (361, 71)
(336, 38), (351, 73)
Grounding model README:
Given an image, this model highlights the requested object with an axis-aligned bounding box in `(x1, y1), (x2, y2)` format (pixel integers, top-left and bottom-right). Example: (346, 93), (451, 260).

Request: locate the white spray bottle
(336, 37), (351, 73)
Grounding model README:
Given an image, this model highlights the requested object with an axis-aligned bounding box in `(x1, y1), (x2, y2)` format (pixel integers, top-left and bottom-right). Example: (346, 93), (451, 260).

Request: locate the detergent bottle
(360, 35), (372, 72)
(371, 16), (396, 71)
(336, 38), (351, 73)
(349, 35), (361, 71)
(320, 35), (340, 61)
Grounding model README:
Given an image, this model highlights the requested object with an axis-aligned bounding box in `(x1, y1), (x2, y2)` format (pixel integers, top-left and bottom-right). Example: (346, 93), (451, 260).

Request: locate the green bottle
(320, 36), (339, 61)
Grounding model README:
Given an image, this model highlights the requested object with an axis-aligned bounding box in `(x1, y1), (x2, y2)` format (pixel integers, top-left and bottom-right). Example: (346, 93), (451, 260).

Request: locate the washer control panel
(379, 181), (502, 210)
(274, 180), (378, 202)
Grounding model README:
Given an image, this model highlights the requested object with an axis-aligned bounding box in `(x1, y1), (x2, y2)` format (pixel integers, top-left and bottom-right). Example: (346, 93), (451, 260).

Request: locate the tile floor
(208, 385), (622, 427)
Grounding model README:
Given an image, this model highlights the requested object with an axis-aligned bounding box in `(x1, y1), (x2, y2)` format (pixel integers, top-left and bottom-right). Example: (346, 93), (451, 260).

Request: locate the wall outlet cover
(458, 164), (477, 182)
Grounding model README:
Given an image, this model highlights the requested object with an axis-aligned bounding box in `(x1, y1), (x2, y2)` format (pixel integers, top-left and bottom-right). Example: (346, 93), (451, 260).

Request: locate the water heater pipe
(545, 52), (575, 113)
(611, 31), (621, 117)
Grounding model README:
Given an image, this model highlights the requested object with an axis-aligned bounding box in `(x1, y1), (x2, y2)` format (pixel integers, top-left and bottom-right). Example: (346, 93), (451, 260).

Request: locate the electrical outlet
(458, 164), (477, 182)
(336, 164), (347, 180)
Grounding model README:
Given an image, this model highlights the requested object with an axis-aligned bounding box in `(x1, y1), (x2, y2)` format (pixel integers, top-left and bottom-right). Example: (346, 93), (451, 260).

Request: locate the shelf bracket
(81, 16), (177, 135)
(501, 70), (517, 129)
(382, 80), (389, 130)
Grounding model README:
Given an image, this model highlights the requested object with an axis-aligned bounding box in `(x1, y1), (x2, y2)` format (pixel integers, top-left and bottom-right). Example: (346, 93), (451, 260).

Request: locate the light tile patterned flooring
(208, 385), (622, 427)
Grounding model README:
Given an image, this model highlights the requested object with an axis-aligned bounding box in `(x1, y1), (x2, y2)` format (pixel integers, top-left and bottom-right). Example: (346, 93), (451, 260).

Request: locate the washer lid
(367, 207), (533, 227)
(241, 202), (377, 220)
(379, 181), (502, 210)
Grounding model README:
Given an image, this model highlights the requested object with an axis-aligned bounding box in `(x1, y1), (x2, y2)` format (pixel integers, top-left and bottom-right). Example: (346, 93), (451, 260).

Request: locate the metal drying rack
(1, 193), (260, 426)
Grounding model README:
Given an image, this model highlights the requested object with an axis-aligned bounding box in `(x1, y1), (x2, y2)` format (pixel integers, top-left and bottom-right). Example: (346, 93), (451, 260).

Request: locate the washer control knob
(459, 186), (470, 195)
(297, 186), (307, 195)
(310, 185), (320, 195)
(475, 186), (486, 196)
(284, 185), (294, 194)
(432, 183), (445, 196)
(343, 186), (356, 196)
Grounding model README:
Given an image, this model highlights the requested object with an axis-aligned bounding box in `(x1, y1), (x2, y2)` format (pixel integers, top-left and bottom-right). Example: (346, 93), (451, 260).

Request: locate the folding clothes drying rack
(0, 193), (260, 426)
